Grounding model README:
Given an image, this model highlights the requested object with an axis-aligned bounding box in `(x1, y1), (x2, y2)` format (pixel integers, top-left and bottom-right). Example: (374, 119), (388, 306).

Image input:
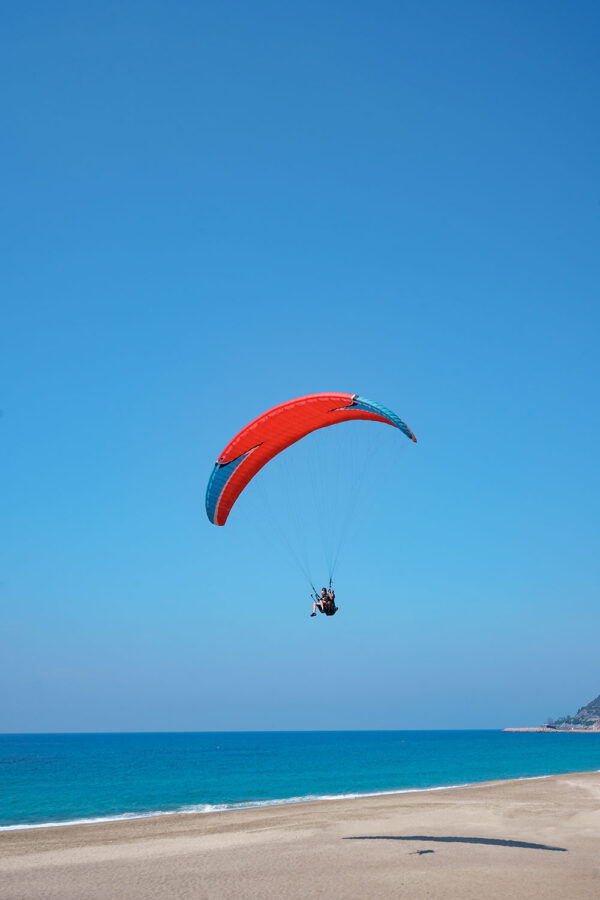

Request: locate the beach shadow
(344, 836), (567, 852)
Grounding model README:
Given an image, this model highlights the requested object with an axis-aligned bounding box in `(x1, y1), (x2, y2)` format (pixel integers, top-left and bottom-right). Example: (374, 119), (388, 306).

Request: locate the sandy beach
(1, 772), (599, 899)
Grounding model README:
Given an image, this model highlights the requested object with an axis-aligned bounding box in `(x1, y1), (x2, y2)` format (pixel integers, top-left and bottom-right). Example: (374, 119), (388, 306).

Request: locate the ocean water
(1, 731), (599, 830)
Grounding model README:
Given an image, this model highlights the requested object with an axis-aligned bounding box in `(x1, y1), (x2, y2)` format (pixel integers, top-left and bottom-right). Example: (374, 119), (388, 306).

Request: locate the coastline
(1, 768), (596, 834)
(503, 727), (600, 733)
(6, 730), (600, 834)
(2, 772), (599, 899)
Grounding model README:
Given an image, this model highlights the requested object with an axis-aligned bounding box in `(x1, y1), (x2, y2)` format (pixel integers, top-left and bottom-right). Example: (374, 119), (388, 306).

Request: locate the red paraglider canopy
(206, 392), (416, 526)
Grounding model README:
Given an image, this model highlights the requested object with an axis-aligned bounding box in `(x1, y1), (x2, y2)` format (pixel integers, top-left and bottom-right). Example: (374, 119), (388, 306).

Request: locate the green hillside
(555, 694), (600, 727)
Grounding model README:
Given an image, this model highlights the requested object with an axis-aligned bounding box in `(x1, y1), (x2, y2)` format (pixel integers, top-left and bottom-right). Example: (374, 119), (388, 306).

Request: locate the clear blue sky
(2, 1), (599, 731)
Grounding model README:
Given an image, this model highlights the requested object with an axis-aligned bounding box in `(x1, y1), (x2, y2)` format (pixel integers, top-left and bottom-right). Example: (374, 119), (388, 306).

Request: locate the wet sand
(1, 772), (599, 899)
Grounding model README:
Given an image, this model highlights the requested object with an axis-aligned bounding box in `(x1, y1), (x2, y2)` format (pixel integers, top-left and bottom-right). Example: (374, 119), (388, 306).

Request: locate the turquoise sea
(2, 731), (599, 830)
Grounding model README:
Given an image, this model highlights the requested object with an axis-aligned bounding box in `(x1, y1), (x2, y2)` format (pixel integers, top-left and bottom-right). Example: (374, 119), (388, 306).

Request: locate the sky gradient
(2, 1), (599, 731)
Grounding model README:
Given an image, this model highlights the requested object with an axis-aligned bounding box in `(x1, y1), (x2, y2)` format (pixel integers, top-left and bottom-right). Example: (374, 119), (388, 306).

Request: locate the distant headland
(504, 693), (600, 732)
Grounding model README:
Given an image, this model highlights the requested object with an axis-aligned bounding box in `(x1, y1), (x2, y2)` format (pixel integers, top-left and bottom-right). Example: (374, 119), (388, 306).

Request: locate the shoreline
(2, 768), (598, 833)
(503, 727), (600, 733)
(2, 772), (599, 899)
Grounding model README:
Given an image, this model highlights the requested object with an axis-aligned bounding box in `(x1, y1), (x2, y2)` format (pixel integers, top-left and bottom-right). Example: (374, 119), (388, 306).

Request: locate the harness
(312, 583), (338, 617)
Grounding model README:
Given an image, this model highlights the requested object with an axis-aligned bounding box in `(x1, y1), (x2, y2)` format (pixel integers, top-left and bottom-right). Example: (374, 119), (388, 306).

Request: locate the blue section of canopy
(351, 395), (416, 442)
(205, 451), (252, 524)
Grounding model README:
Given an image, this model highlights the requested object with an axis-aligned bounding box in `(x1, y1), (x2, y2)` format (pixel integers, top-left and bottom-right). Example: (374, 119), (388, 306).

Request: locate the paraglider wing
(206, 392), (416, 526)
